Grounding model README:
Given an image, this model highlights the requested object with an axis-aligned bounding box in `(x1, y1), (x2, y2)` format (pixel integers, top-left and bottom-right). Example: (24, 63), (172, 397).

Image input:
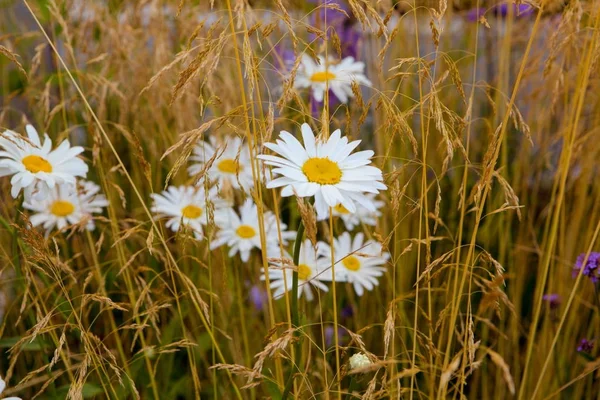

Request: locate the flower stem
(346, 375), (357, 400)
(281, 222), (305, 399)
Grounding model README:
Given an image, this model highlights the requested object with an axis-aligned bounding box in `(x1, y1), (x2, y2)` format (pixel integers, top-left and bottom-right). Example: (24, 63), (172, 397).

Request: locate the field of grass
(1, 0), (600, 399)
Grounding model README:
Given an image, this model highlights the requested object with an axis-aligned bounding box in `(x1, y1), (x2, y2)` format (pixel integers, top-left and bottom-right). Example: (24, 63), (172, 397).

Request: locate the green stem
(281, 223), (305, 400)
(346, 375), (357, 400)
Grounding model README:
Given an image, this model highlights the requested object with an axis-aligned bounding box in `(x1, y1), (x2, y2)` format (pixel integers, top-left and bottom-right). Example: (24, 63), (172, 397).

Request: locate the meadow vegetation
(0, 0), (599, 398)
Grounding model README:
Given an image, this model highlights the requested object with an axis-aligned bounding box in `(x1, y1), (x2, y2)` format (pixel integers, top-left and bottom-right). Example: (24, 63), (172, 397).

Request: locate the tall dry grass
(1, 0), (599, 398)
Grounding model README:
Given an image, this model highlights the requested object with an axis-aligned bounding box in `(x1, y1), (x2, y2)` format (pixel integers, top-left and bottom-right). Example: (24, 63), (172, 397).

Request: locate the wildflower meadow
(1, 0), (599, 398)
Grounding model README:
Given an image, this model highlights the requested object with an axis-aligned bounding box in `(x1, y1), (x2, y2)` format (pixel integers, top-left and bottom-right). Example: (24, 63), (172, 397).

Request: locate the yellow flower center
(342, 256), (361, 271)
(181, 205), (203, 219)
(310, 70), (336, 83)
(50, 200), (75, 217)
(236, 224), (256, 239)
(333, 203), (350, 214)
(217, 158), (242, 174)
(22, 155), (53, 173)
(302, 158), (342, 185)
(297, 264), (312, 281)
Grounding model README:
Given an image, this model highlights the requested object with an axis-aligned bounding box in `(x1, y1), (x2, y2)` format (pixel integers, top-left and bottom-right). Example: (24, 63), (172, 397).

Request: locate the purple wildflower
(308, 0), (360, 58)
(274, 1), (367, 113)
(273, 46), (296, 76)
(577, 338), (595, 353)
(494, 3), (535, 18)
(324, 325), (349, 347)
(308, 1), (363, 110)
(466, 8), (485, 22)
(542, 293), (561, 309)
(573, 252), (600, 283)
(249, 284), (269, 312)
(277, 1), (360, 70)
(341, 305), (354, 319)
(466, 3), (534, 22)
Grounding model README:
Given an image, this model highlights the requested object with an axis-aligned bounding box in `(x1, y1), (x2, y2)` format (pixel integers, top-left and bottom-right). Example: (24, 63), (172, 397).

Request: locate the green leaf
(0, 336), (50, 351)
(53, 383), (104, 399)
(82, 383), (104, 398)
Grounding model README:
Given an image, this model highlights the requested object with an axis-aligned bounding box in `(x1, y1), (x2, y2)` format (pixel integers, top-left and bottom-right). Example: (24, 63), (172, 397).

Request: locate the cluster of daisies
(149, 136), (297, 263)
(0, 125), (108, 236)
(151, 120), (388, 299)
(265, 233), (389, 301)
(0, 120), (387, 299)
(259, 124), (388, 299)
(1, 49), (383, 300)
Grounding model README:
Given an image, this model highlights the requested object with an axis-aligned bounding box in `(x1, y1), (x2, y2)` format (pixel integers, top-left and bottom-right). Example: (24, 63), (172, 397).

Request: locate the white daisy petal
(301, 123), (317, 157)
(280, 185), (296, 197)
(25, 125), (41, 146)
(295, 182), (320, 197)
(257, 154), (299, 169)
(266, 176), (297, 188)
(272, 166), (307, 182)
(313, 86), (325, 102)
(331, 85), (348, 103)
(332, 142), (365, 163)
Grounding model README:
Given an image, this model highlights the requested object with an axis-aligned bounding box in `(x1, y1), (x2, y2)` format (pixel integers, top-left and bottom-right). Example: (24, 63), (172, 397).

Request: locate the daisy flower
(150, 185), (226, 240)
(211, 199), (295, 262)
(0, 125), (88, 200)
(294, 54), (371, 103)
(258, 123), (386, 218)
(317, 193), (384, 230)
(319, 232), (389, 297)
(0, 375), (21, 400)
(262, 240), (329, 301)
(23, 180), (108, 236)
(188, 136), (254, 191)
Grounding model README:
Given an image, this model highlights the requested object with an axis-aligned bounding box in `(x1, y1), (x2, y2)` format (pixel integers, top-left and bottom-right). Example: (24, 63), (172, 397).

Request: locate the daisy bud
(349, 352), (371, 371)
